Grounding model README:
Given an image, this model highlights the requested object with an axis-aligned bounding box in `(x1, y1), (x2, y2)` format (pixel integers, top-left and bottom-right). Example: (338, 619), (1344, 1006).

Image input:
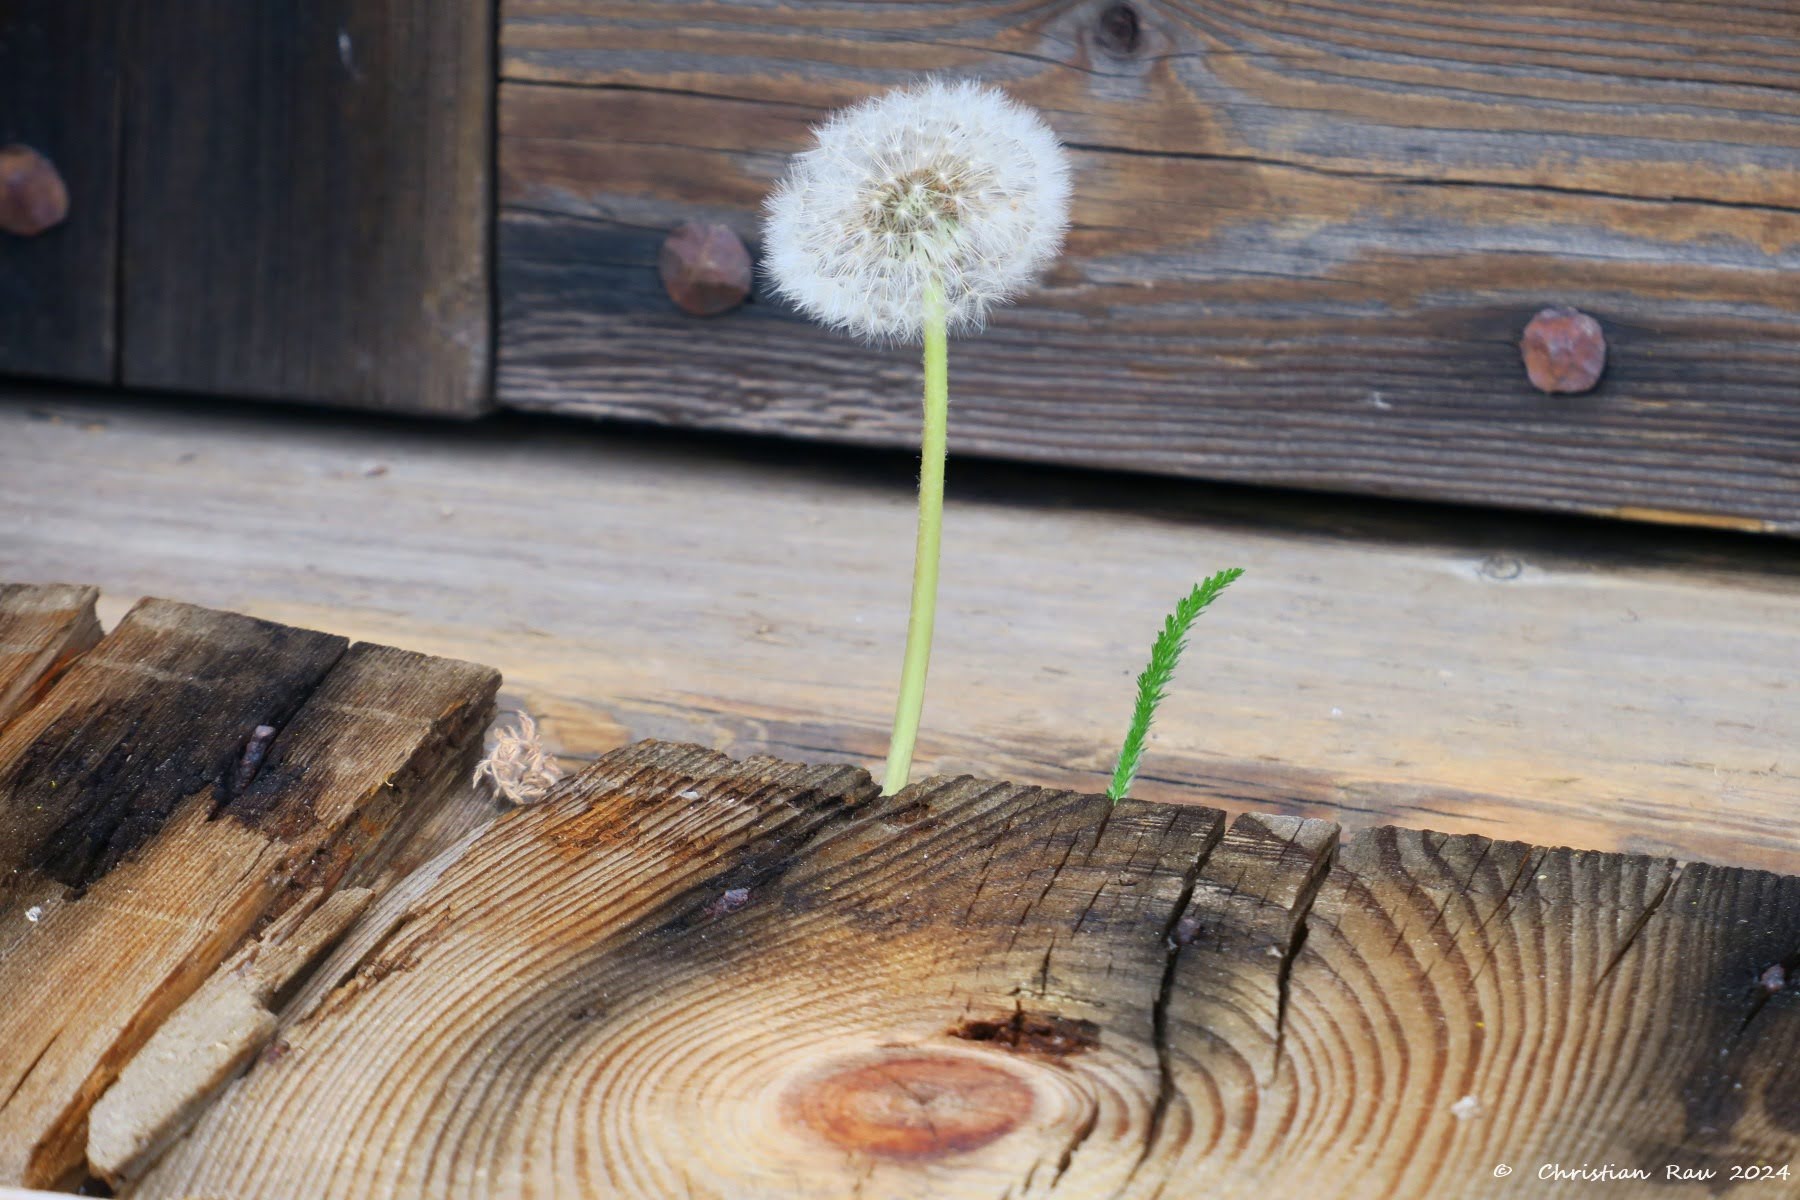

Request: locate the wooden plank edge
(0, 583), (102, 732)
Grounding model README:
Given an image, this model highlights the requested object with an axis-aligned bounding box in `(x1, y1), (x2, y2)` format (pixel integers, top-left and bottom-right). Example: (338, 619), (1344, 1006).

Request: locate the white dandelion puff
(762, 78), (1071, 342)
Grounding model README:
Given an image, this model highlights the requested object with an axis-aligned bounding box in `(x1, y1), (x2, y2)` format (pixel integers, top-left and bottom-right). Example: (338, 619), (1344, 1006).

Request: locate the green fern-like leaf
(1106, 567), (1244, 802)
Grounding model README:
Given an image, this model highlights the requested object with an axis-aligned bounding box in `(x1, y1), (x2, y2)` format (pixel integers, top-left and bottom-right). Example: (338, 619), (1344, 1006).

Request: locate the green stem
(881, 283), (949, 796)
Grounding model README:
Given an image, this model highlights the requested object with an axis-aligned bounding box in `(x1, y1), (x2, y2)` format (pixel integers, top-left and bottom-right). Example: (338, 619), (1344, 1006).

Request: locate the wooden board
(0, 593), (498, 1188)
(498, 1), (1800, 532)
(0, 583), (100, 729)
(0, 2), (122, 383)
(6, 390), (1797, 877)
(117, 0), (493, 415)
(132, 742), (1800, 1197)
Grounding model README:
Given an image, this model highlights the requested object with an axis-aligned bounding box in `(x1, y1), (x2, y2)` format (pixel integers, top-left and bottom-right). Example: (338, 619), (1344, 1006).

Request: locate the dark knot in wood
(659, 221), (753, 316)
(788, 1053), (1033, 1158)
(0, 144), (70, 237)
(950, 1009), (1100, 1060)
(1095, 3), (1142, 56)
(1521, 306), (1606, 395)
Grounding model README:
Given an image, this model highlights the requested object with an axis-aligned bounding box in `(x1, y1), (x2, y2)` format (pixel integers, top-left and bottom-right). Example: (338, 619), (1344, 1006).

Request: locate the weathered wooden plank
(0, 598), (498, 1187)
(1242, 831), (1800, 1197)
(0, 598), (348, 898)
(87, 886), (377, 1185)
(128, 745), (1800, 1196)
(0, 583), (100, 732)
(118, 0), (493, 415)
(497, 1), (1800, 531)
(9, 391), (1798, 875)
(0, 2), (121, 382)
(133, 742), (1225, 1196)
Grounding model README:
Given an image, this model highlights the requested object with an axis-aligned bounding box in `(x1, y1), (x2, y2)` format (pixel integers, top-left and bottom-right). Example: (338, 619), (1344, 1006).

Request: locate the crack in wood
(1131, 823), (1221, 1181)
(1593, 859), (1685, 994)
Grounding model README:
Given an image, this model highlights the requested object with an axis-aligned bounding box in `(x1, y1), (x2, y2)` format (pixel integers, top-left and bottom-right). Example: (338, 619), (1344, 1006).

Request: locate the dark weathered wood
(0, 595), (498, 1188)
(0, 3), (122, 382)
(498, 2), (1800, 533)
(119, 0), (493, 415)
(0, 598), (347, 894)
(0, 583), (100, 731)
(131, 743), (1800, 1197)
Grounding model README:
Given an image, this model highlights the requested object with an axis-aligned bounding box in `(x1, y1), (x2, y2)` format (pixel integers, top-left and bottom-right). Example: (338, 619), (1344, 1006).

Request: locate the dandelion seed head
(763, 79), (1071, 342)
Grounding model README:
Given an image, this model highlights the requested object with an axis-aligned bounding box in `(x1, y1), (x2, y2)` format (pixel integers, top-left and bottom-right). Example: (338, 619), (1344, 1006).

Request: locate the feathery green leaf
(1106, 568), (1243, 802)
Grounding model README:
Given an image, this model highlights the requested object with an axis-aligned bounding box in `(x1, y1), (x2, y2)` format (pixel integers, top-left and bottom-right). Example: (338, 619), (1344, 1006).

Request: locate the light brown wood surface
(4, 390), (1797, 876)
(133, 741), (1800, 1198)
(0, 583), (100, 728)
(498, 0), (1800, 531)
(0, 591), (498, 1188)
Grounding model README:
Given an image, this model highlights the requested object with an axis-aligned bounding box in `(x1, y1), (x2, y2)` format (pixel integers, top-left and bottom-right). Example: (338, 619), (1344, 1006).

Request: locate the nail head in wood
(0, 144), (70, 237)
(659, 221), (753, 316)
(1095, 3), (1142, 56)
(1521, 306), (1606, 395)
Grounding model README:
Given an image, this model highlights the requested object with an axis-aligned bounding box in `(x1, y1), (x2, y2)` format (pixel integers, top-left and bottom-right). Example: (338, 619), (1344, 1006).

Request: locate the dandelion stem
(882, 281), (949, 796)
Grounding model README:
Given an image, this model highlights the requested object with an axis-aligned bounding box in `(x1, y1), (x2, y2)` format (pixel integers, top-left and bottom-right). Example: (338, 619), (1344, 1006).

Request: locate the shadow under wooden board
(498, 0), (1800, 533)
(0, 584), (1794, 1195)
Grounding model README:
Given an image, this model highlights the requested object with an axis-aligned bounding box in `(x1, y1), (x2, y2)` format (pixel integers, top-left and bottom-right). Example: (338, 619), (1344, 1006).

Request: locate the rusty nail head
(1096, 3), (1141, 55)
(659, 221), (753, 316)
(0, 145), (69, 237)
(1521, 306), (1605, 395)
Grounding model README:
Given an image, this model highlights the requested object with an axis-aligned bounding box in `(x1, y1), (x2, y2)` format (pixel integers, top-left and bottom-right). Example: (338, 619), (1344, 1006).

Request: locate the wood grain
(87, 886), (377, 1185)
(0, 583), (100, 731)
(498, 1), (1800, 531)
(1243, 830), (1800, 1196)
(0, 2), (122, 382)
(118, 0), (493, 415)
(0, 596), (498, 1187)
(4, 390), (1797, 878)
(131, 743), (1800, 1197)
(136, 740), (1228, 1196)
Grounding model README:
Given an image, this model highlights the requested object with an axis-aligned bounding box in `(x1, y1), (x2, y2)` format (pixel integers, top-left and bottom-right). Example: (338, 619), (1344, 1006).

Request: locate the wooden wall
(497, 0), (1800, 532)
(0, 1), (493, 416)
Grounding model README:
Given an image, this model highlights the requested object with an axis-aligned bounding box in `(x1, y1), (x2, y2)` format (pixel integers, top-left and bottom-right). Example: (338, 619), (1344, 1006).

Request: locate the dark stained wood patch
(496, 2), (1800, 532)
(0, 598), (347, 890)
(0, 2), (122, 383)
(118, 0), (493, 415)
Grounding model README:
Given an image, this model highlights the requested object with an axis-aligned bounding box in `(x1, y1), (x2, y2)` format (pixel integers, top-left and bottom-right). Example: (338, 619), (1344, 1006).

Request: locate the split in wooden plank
(497, 0), (1800, 532)
(0, 595), (498, 1188)
(118, 0), (493, 414)
(1145, 813), (1338, 1195)
(129, 742), (1800, 1198)
(87, 886), (375, 1185)
(0, 583), (100, 732)
(0, 2), (122, 382)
